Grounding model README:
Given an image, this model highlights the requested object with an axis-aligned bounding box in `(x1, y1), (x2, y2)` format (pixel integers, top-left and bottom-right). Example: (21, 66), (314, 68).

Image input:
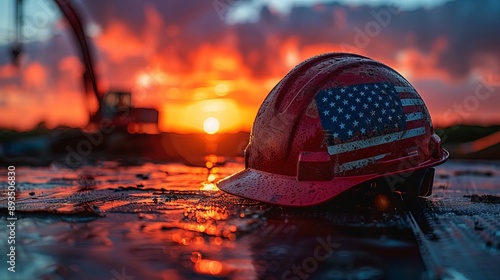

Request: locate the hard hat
(217, 52), (448, 207)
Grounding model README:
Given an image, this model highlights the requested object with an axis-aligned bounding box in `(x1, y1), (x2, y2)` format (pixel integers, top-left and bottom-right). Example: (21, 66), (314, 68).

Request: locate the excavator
(0, 0), (161, 164)
(9, 0), (159, 132)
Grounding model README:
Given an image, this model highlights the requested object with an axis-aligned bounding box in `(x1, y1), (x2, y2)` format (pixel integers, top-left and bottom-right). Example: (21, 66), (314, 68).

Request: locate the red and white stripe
(328, 86), (429, 173)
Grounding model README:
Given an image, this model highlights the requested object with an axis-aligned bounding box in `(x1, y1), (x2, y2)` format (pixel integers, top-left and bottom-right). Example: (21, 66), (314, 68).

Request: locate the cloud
(22, 62), (47, 88)
(0, 64), (16, 79)
(95, 21), (145, 63)
(1, 0), (500, 131)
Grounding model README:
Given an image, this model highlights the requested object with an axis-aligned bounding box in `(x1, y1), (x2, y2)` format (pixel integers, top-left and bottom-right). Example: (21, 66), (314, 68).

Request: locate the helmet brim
(217, 168), (374, 207)
(217, 149), (449, 207)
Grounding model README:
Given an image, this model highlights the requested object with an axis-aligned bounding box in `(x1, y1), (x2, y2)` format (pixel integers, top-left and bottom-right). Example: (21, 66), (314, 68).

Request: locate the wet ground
(1, 159), (499, 280)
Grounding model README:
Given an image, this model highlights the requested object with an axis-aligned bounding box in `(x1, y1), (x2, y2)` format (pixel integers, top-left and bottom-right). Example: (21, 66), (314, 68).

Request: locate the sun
(203, 117), (220, 134)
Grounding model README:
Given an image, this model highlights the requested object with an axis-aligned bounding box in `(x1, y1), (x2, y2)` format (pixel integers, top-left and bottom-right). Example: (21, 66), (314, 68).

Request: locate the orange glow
(203, 117), (220, 134)
(207, 174), (217, 182)
(457, 131), (500, 154)
(214, 83), (229, 96)
(374, 194), (390, 211)
(127, 123), (160, 134)
(193, 236), (205, 245)
(212, 237), (223, 245)
(200, 182), (219, 191)
(23, 63), (47, 88)
(195, 260), (224, 276)
(201, 171), (220, 191)
(58, 56), (84, 80)
(161, 99), (247, 133)
(280, 37), (300, 67)
(0, 64), (16, 79)
(197, 225), (206, 232)
(191, 251), (202, 263)
(395, 41), (450, 81)
(95, 21), (145, 63)
(135, 67), (170, 89)
(171, 233), (181, 242)
(3, 7), (500, 133)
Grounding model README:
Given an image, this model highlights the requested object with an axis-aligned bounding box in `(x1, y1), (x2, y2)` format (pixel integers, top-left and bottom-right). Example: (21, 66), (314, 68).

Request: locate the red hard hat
(217, 52), (448, 207)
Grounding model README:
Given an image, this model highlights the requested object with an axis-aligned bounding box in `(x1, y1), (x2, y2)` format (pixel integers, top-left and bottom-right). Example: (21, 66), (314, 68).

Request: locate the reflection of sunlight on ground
(1, 160), (499, 279)
(0, 160), (262, 278)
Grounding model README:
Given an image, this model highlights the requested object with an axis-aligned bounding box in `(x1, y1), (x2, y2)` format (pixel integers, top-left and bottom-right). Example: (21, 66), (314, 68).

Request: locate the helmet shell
(218, 53), (448, 206)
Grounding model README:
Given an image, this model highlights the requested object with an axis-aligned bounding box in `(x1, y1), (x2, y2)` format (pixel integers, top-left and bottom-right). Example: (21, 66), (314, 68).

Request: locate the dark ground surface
(0, 159), (499, 279)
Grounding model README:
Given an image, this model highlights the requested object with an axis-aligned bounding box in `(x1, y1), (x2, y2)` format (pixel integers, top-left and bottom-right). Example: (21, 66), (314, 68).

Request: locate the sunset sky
(0, 0), (499, 133)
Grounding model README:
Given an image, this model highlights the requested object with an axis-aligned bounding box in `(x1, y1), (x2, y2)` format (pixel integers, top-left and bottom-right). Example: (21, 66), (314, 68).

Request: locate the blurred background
(1, 0), (499, 165)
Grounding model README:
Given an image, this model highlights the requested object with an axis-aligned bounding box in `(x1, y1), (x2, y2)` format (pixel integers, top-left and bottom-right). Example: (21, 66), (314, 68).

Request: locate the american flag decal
(315, 82), (428, 172)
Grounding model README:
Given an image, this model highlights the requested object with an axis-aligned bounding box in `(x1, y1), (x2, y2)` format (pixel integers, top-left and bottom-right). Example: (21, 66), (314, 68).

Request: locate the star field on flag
(315, 82), (407, 142)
